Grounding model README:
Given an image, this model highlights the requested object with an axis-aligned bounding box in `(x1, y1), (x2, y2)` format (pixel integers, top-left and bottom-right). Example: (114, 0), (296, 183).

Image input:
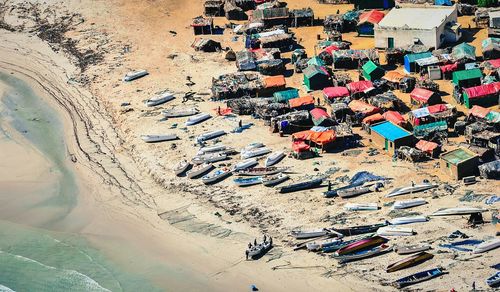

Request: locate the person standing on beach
(245, 250), (249, 260)
(239, 119), (243, 128)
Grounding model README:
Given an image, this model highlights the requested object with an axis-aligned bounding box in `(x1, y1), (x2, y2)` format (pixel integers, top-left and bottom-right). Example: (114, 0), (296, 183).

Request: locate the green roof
(303, 65), (328, 79)
(307, 56), (325, 67)
(273, 88), (299, 103)
(362, 60), (379, 74)
(405, 52), (432, 63)
(452, 68), (483, 84)
(441, 148), (477, 165)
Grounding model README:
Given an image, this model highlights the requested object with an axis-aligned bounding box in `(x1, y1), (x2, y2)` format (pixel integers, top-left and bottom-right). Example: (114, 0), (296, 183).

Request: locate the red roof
(310, 108), (331, 119)
(486, 59), (500, 69)
(410, 88), (435, 103)
(464, 82), (500, 99)
(469, 105), (491, 118)
(359, 10), (385, 25)
(347, 80), (374, 94)
(440, 63), (458, 73)
(348, 100), (380, 115)
(362, 113), (384, 125)
(292, 140), (311, 152)
(383, 111), (406, 126)
(427, 104), (448, 114)
(323, 45), (340, 54)
(415, 140), (439, 154)
(323, 87), (350, 99)
(289, 95), (314, 108)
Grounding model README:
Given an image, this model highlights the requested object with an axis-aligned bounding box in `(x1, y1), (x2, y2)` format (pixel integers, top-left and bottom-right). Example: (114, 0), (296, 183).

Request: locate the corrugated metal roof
(370, 121), (412, 141)
(441, 148), (477, 165)
(378, 7), (455, 30)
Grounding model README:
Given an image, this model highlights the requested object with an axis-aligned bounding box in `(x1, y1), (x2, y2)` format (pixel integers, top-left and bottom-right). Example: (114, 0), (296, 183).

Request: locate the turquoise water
(0, 71), (162, 291)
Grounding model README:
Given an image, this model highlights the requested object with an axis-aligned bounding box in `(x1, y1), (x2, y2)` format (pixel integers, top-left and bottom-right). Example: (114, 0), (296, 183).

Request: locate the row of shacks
(196, 2), (500, 180)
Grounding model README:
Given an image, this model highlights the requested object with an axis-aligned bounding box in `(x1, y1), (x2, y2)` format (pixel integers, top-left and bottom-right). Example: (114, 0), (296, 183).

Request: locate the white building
(374, 6), (461, 49)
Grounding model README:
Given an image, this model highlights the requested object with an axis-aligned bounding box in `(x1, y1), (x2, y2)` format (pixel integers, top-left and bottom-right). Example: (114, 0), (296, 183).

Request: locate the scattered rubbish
(448, 230), (469, 239)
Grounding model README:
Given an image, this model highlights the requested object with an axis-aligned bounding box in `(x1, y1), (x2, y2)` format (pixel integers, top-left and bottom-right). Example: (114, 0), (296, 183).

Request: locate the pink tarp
(347, 80), (374, 95)
(440, 63), (458, 73)
(410, 88), (435, 103)
(323, 87), (350, 99)
(359, 10), (385, 24)
(469, 105), (491, 118)
(348, 100), (380, 115)
(416, 140), (439, 154)
(427, 104), (448, 114)
(464, 82), (500, 99)
(382, 111), (406, 126)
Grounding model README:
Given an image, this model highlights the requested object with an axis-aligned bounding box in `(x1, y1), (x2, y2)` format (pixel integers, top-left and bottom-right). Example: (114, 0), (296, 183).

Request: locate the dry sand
(0, 0), (499, 291)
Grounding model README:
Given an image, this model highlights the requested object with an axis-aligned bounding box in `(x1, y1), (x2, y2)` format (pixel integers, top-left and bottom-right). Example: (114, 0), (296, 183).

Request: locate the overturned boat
(233, 158), (258, 171)
(332, 223), (387, 236)
(386, 251), (434, 273)
(291, 228), (331, 240)
(241, 147), (271, 159)
(262, 173), (289, 187)
(344, 203), (378, 211)
(236, 167), (288, 176)
(333, 244), (392, 264)
(279, 178), (323, 193)
(394, 244), (431, 255)
(473, 238), (500, 254)
(145, 91), (174, 107)
(197, 144), (227, 155)
(388, 216), (428, 225)
(140, 134), (178, 143)
(186, 163), (213, 179)
(265, 151), (285, 167)
(173, 160), (190, 176)
(192, 153), (227, 165)
(337, 181), (383, 199)
(486, 271), (500, 287)
(394, 268), (444, 288)
(163, 107), (199, 118)
(377, 226), (415, 237)
(386, 182), (437, 198)
(123, 69), (148, 81)
(196, 130), (226, 144)
(431, 207), (487, 216)
(393, 198), (428, 209)
(186, 113), (211, 126)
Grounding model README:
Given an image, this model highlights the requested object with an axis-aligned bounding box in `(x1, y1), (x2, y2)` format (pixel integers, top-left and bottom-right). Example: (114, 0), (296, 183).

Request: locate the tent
(303, 66), (331, 91)
(362, 113), (385, 125)
(292, 129), (336, 146)
(404, 52), (432, 73)
(362, 60), (385, 81)
(289, 95), (315, 110)
(469, 105), (492, 119)
(264, 75), (286, 89)
(348, 100), (380, 116)
(357, 10), (385, 36)
(452, 68), (483, 88)
(410, 88), (441, 106)
(451, 43), (476, 62)
(323, 87), (350, 101)
(382, 71), (405, 83)
(347, 80), (375, 95)
(463, 82), (500, 108)
(310, 108), (333, 126)
(273, 88), (299, 103)
(383, 111), (406, 126)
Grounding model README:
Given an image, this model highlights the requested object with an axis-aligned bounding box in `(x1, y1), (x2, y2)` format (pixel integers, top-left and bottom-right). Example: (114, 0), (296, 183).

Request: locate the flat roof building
(370, 121), (414, 156)
(440, 148), (479, 179)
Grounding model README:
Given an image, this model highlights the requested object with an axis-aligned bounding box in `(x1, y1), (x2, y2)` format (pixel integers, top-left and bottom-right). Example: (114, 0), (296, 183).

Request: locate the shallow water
(0, 71), (162, 291)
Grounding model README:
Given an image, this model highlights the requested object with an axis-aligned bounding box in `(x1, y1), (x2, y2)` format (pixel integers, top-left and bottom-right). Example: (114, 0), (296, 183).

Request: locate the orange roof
(292, 129), (336, 145)
(383, 71), (405, 83)
(383, 111), (406, 126)
(362, 113), (385, 125)
(359, 10), (385, 25)
(289, 95), (314, 108)
(415, 140), (439, 153)
(264, 75), (286, 88)
(469, 105), (490, 118)
(348, 99), (380, 115)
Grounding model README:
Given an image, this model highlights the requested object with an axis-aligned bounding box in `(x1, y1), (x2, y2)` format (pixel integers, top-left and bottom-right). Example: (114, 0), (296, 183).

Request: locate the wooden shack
(370, 121), (414, 156)
(440, 147), (479, 179)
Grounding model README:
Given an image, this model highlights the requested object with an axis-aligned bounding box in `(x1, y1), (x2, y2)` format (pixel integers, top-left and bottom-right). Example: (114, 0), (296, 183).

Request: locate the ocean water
(0, 71), (162, 292)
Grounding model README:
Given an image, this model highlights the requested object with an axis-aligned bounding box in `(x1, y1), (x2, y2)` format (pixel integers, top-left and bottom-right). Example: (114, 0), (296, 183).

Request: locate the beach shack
(416, 139), (441, 157)
(303, 66), (331, 91)
(362, 60), (385, 81)
(289, 95), (315, 111)
(252, 7), (289, 27)
(440, 147), (479, 179)
(352, 0), (394, 10)
(370, 121), (414, 156)
(191, 16), (214, 35)
(273, 88), (299, 103)
(404, 52), (433, 73)
(452, 68), (483, 88)
(357, 10), (385, 36)
(410, 88), (442, 107)
(462, 82), (500, 108)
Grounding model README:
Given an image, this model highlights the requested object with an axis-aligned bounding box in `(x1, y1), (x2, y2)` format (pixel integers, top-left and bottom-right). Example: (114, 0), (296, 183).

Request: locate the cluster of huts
(193, 0), (500, 180)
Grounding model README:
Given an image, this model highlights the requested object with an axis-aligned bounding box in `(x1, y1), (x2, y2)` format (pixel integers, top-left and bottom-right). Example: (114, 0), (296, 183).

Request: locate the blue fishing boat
(279, 178), (323, 193)
(486, 271), (500, 287)
(333, 244), (392, 264)
(234, 176), (263, 187)
(394, 268), (444, 288)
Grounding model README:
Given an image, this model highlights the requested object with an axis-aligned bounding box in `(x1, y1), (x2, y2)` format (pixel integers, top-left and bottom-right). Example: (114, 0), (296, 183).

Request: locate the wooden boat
(233, 158), (258, 171)
(333, 223), (387, 236)
(386, 251), (434, 273)
(335, 236), (388, 256)
(191, 153), (227, 165)
(241, 147), (271, 159)
(247, 239), (272, 260)
(388, 216), (428, 225)
(431, 207), (487, 216)
(196, 130), (226, 143)
(173, 160), (190, 176)
(393, 198), (428, 209)
(145, 91), (174, 107)
(201, 167), (231, 185)
(123, 69), (148, 81)
(394, 244), (431, 255)
(306, 238), (342, 251)
(386, 182), (437, 198)
(394, 268), (444, 288)
(197, 144), (227, 155)
(265, 151), (285, 167)
(486, 271), (500, 287)
(236, 167), (288, 176)
(291, 228), (331, 240)
(185, 113), (211, 126)
(334, 244), (392, 264)
(162, 107), (199, 118)
(377, 226), (414, 237)
(140, 134), (177, 143)
(473, 238), (500, 254)
(344, 203), (378, 211)
(279, 178), (323, 193)
(262, 173), (289, 187)
(186, 163), (213, 179)
(322, 234), (375, 253)
(233, 176), (263, 187)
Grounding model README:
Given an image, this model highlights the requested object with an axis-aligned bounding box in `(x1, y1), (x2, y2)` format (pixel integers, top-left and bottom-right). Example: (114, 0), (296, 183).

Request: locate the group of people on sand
(245, 235), (273, 260)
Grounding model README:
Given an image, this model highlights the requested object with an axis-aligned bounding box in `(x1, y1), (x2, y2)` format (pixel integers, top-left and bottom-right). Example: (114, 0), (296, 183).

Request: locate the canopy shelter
(451, 42), (476, 62)
(410, 88), (442, 106)
(289, 95), (315, 110)
(323, 86), (350, 102)
(292, 129), (336, 146)
(362, 60), (385, 81)
(310, 108), (334, 126)
(348, 99), (380, 116)
(273, 88), (299, 103)
(303, 66), (331, 91)
(347, 80), (375, 96)
(383, 111), (406, 126)
(462, 82), (500, 108)
(452, 68), (483, 88)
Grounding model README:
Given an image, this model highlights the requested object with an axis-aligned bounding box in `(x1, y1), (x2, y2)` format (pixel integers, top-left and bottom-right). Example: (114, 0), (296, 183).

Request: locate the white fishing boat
(140, 134), (177, 143)
(431, 207), (487, 216)
(185, 113), (211, 126)
(145, 91), (174, 107)
(192, 153), (227, 165)
(388, 216), (428, 225)
(344, 203), (378, 211)
(196, 130), (226, 143)
(123, 69), (148, 81)
(233, 158), (258, 171)
(377, 226), (414, 237)
(393, 198), (428, 209)
(241, 147), (271, 159)
(233, 176), (263, 187)
(241, 142), (265, 152)
(162, 107), (199, 118)
(306, 238), (342, 251)
(197, 144), (227, 155)
(386, 182), (437, 198)
(186, 163), (213, 179)
(262, 173), (289, 187)
(291, 229), (331, 240)
(201, 167), (231, 185)
(173, 160), (190, 176)
(473, 238), (500, 254)
(264, 151), (285, 167)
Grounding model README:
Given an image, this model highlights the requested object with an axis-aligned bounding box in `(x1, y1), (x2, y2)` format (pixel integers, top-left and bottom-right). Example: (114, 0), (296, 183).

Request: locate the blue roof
(370, 121), (412, 141)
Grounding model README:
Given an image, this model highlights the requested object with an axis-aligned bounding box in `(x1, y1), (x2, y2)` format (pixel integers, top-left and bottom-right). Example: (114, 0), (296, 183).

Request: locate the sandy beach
(0, 0), (499, 291)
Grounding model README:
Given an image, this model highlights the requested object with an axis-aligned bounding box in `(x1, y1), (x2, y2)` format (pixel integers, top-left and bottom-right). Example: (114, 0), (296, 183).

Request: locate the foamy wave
(0, 284), (15, 292)
(0, 251), (111, 292)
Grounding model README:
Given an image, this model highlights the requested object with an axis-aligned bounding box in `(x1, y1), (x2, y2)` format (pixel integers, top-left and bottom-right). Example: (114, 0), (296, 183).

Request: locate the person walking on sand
(254, 238), (257, 246)
(263, 234), (267, 242)
(245, 250), (249, 260)
(218, 106), (221, 115)
(248, 242), (252, 249)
